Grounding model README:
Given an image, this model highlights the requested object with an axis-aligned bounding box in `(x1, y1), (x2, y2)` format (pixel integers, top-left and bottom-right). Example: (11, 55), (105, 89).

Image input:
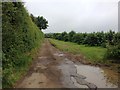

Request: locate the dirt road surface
(15, 39), (117, 89)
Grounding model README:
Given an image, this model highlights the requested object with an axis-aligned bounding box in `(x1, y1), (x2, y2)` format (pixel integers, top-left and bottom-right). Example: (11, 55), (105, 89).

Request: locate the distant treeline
(45, 31), (120, 60)
(2, 2), (47, 88)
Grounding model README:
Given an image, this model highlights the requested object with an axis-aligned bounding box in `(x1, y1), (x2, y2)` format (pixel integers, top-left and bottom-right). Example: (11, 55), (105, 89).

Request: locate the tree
(105, 30), (115, 45)
(36, 16), (48, 30)
(72, 33), (84, 44)
(30, 15), (48, 30)
(61, 31), (68, 41)
(68, 31), (76, 42)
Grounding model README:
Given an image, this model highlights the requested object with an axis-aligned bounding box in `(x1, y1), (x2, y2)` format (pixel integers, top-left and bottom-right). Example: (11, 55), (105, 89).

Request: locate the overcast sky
(24, 0), (119, 33)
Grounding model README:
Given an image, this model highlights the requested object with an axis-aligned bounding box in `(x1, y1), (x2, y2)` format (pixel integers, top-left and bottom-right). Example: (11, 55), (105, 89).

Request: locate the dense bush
(2, 2), (45, 87)
(106, 44), (120, 60)
(106, 32), (120, 60)
(72, 33), (84, 44)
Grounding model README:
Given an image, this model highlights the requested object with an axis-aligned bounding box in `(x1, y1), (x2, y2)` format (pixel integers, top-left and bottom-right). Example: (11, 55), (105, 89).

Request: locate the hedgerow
(2, 2), (44, 87)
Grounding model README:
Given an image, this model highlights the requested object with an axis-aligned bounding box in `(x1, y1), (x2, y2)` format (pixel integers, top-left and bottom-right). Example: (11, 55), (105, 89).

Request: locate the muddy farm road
(15, 39), (117, 89)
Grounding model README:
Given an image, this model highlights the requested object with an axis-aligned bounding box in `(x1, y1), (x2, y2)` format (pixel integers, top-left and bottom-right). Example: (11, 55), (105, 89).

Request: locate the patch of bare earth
(15, 39), (117, 89)
(15, 39), (63, 88)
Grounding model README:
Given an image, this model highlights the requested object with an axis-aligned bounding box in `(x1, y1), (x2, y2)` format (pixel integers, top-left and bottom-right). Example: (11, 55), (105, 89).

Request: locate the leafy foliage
(106, 44), (120, 60)
(2, 2), (44, 88)
(105, 32), (120, 60)
(30, 14), (48, 30)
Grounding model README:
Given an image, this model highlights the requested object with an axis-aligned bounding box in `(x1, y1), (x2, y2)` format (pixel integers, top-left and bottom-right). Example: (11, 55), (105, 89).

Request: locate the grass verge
(49, 39), (120, 71)
(49, 38), (109, 64)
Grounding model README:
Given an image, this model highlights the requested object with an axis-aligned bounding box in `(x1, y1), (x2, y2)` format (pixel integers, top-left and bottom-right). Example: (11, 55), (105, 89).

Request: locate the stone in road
(15, 39), (97, 89)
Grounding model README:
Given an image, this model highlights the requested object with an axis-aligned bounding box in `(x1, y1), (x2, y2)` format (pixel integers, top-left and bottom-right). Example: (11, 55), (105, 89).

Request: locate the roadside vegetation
(2, 2), (48, 88)
(49, 39), (120, 73)
(49, 39), (107, 64)
(47, 31), (120, 72)
(46, 31), (120, 61)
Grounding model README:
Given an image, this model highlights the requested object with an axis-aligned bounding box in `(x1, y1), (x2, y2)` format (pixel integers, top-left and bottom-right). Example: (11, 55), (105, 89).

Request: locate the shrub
(106, 44), (120, 60)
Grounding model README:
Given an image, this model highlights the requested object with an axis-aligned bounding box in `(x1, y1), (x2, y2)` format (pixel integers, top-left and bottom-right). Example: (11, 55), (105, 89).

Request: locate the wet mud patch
(75, 64), (118, 88)
(58, 58), (97, 89)
(54, 53), (64, 57)
(71, 77), (88, 88)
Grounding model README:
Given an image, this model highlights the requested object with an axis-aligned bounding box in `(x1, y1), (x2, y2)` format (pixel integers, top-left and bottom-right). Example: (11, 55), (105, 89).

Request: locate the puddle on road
(54, 53), (64, 57)
(53, 52), (118, 88)
(58, 58), (97, 88)
(75, 64), (118, 88)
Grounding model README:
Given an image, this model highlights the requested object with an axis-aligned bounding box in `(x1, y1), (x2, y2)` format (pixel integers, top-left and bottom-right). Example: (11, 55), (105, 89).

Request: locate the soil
(15, 39), (63, 88)
(15, 39), (118, 89)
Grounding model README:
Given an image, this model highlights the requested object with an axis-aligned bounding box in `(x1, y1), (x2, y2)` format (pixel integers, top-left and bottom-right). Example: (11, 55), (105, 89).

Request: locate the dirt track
(16, 39), (63, 88)
(15, 39), (117, 89)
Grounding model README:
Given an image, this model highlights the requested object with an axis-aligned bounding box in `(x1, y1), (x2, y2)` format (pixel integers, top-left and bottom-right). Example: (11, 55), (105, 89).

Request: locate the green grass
(49, 39), (107, 64)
